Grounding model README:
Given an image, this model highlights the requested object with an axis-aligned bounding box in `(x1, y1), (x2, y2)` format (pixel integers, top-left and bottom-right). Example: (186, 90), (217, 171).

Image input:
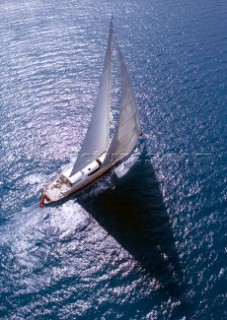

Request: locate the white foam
(114, 147), (141, 179)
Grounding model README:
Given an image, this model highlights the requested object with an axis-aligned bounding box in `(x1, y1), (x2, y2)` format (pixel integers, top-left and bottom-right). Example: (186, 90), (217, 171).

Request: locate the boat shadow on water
(76, 147), (191, 315)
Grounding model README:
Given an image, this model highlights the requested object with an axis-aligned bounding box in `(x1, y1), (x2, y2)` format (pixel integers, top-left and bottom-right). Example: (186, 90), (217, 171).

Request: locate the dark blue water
(0, 0), (226, 319)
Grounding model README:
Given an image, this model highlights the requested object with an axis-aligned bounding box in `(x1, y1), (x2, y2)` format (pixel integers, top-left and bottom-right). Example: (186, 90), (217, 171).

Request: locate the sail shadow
(77, 148), (185, 299)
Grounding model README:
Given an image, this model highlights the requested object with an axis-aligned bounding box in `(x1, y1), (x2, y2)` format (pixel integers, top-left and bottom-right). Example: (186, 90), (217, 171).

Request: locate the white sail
(70, 21), (113, 176)
(103, 40), (140, 166)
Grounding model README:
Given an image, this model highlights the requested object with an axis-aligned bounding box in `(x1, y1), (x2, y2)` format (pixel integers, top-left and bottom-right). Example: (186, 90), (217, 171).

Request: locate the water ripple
(0, 0), (226, 319)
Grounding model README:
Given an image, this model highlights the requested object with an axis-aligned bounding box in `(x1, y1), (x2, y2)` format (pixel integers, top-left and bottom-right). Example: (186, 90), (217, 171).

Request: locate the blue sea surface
(0, 0), (226, 319)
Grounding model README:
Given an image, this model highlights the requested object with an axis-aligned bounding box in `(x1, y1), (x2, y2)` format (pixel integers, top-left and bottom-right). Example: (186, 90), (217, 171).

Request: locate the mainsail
(103, 39), (140, 167)
(70, 21), (113, 177)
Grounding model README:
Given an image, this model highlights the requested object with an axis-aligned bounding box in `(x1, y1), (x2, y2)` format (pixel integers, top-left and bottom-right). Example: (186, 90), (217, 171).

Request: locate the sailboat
(39, 20), (141, 207)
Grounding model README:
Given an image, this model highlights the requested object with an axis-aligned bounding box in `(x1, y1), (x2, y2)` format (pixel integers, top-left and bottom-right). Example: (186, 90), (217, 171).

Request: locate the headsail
(103, 39), (140, 167)
(70, 21), (113, 177)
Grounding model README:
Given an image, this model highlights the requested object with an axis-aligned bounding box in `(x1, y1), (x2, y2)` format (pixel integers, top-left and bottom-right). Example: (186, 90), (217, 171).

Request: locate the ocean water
(0, 0), (226, 319)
